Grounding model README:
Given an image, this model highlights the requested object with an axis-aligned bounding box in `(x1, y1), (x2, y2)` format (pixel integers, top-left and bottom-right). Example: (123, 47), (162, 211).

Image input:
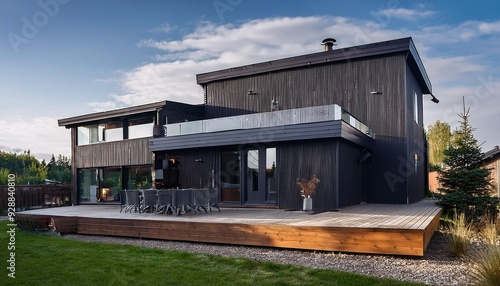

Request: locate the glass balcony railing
(165, 104), (370, 137)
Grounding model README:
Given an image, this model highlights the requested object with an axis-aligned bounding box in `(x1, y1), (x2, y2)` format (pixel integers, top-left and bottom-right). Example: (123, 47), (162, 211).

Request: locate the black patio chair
(125, 190), (141, 213)
(140, 189), (158, 213)
(175, 189), (194, 215)
(193, 188), (209, 213)
(157, 189), (176, 214)
(119, 190), (127, 213)
(209, 188), (220, 212)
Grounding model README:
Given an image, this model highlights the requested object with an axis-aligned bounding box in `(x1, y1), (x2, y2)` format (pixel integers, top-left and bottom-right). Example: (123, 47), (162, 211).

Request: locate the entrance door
(245, 150), (260, 203)
(244, 148), (276, 205)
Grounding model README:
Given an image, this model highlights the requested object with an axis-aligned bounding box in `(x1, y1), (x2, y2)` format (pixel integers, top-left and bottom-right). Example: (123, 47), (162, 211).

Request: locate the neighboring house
(483, 145), (500, 196)
(428, 145), (500, 195)
(60, 37), (437, 210)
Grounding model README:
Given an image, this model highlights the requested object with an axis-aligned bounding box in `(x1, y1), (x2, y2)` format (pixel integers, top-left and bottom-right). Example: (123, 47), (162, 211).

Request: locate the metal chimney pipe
(322, 38), (336, 51)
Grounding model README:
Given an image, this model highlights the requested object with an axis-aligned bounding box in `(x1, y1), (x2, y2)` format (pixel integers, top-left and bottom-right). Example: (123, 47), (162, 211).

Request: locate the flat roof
(58, 101), (167, 127)
(196, 37), (432, 94)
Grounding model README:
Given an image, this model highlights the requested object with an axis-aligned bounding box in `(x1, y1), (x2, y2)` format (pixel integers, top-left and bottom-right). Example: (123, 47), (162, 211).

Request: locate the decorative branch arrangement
(296, 174), (320, 198)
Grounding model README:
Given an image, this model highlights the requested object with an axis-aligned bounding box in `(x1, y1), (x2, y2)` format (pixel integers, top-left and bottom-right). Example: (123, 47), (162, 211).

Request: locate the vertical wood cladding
(165, 149), (217, 189)
(338, 140), (367, 208)
(277, 140), (338, 211)
(406, 65), (426, 203)
(75, 138), (152, 168)
(205, 54), (416, 204)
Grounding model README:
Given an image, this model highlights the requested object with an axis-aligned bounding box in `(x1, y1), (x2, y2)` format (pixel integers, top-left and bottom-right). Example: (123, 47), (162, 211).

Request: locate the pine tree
(438, 98), (499, 218)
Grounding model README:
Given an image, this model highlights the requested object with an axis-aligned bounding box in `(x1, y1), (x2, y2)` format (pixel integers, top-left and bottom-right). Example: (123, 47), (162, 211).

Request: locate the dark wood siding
(406, 64), (426, 203)
(338, 140), (367, 208)
(163, 149), (217, 189)
(277, 140), (338, 211)
(205, 54), (414, 204)
(75, 138), (152, 168)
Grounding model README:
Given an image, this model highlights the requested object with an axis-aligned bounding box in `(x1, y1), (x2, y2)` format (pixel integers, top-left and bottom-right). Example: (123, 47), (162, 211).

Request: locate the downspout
(405, 51), (410, 204)
(335, 142), (340, 209)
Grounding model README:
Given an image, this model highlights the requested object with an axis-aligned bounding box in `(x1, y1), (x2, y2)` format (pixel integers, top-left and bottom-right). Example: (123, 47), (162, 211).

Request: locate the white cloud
(147, 22), (176, 33)
(421, 55), (485, 85)
(0, 117), (70, 159)
(374, 8), (435, 20)
(88, 101), (120, 112)
(107, 16), (405, 107)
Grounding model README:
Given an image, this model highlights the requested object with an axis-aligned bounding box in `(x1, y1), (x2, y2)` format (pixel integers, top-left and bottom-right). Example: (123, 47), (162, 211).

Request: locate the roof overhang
(58, 101), (168, 127)
(149, 121), (375, 152)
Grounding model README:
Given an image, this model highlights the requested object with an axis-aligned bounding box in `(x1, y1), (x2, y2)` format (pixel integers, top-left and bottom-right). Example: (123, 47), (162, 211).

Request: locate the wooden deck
(16, 199), (442, 256)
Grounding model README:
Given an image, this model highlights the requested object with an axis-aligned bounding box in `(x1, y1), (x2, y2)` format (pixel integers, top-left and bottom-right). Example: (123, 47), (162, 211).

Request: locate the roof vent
(322, 38), (336, 52)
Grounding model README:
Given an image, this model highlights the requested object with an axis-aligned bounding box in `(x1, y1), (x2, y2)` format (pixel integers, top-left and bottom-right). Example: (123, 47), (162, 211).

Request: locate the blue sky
(1, 0), (499, 161)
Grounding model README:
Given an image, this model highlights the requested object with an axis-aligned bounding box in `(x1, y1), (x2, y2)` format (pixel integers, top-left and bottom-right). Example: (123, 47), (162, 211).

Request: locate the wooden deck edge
(76, 217), (425, 256)
(423, 207), (443, 251)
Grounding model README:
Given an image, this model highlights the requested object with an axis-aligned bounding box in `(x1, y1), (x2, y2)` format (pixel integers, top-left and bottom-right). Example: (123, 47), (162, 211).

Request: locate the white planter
(302, 197), (312, 211)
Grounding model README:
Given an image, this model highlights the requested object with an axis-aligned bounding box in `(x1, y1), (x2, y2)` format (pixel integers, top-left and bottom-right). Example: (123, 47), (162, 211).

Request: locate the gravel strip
(61, 231), (473, 286)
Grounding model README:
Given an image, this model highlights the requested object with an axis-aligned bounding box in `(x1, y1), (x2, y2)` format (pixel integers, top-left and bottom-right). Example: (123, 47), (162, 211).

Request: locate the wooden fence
(0, 184), (72, 211)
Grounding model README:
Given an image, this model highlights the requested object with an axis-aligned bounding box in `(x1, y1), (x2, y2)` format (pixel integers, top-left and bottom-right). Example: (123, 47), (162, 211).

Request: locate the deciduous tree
(427, 120), (452, 168)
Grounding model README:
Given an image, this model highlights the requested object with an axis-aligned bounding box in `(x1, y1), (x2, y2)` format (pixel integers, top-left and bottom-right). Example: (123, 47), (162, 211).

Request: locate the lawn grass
(0, 221), (424, 286)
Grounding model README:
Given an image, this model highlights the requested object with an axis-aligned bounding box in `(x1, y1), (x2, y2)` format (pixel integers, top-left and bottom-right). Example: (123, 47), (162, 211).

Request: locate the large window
(101, 167), (122, 201)
(266, 148), (276, 200)
(78, 168), (98, 203)
(78, 167), (122, 203)
(128, 117), (153, 139)
(78, 125), (102, 145)
(77, 122), (123, 145)
(128, 165), (152, 189)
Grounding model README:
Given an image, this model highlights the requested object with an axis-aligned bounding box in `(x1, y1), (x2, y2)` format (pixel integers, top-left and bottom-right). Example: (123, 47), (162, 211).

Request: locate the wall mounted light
(370, 89), (382, 95)
(271, 99), (278, 111)
(247, 89), (257, 96)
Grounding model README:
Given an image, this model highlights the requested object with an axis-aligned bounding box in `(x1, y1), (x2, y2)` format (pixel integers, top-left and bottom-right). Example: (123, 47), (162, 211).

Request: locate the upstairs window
(413, 92), (420, 125)
(128, 117), (153, 139)
(77, 121), (123, 145)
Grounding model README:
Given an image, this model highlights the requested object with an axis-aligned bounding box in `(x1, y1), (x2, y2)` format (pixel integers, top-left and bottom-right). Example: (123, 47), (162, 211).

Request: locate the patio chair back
(119, 190), (127, 213)
(141, 189), (158, 213)
(209, 188), (220, 212)
(193, 188), (209, 213)
(175, 189), (194, 215)
(125, 190), (141, 213)
(157, 189), (175, 214)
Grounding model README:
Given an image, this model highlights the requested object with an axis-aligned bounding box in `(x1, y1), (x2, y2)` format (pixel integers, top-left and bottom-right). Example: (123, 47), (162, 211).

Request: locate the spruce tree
(438, 98), (498, 218)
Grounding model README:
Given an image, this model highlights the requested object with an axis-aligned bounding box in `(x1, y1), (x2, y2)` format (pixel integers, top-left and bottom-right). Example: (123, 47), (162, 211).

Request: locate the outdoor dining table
(126, 188), (216, 215)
